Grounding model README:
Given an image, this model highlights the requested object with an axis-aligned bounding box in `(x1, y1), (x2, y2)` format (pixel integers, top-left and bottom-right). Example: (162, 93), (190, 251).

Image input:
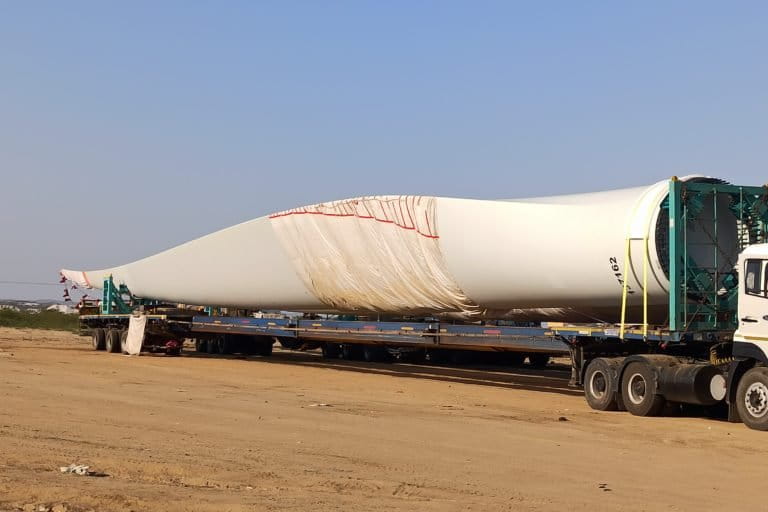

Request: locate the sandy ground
(0, 328), (766, 512)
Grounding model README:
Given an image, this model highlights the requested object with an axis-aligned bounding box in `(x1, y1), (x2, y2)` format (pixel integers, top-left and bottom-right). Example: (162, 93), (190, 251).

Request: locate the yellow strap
(619, 237), (631, 338)
(643, 237), (648, 339)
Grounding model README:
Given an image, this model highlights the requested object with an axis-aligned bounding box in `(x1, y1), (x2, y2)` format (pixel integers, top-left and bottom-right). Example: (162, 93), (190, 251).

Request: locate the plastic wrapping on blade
(270, 195), (480, 316)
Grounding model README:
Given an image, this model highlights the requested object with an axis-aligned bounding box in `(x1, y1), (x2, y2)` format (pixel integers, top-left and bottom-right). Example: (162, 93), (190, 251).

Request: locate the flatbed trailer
(80, 311), (571, 362)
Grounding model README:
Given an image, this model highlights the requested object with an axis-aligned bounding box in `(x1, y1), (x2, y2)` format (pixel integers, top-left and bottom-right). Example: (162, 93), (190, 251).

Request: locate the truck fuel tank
(658, 363), (727, 406)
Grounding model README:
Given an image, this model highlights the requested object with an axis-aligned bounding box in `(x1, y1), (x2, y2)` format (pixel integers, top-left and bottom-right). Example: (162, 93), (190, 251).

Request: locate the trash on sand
(59, 464), (90, 475)
(308, 403), (332, 407)
(58, 463), (107, 477)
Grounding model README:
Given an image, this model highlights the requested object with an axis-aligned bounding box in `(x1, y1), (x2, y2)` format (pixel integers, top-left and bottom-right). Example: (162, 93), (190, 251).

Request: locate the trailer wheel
(450, 350), (475, 365)
(502, 352), (526, 366)
(92, 328), (106, 351)
(220, 335), (237, 355)
(528, 354), (551, 368)
(341, 344), (363, 360)
(736, 367), (768, 431)
(427, 349), (451, 364)
(621, 361), (665, 416)
(255, 339), (273, 357)
(321, 343), (342, 359)
(105, 329), (122, 353)
(584, 358), (619, 411)
(205, 338), (218, 354)
(363, 345), (389, 362)
(120, 330), (129, 354)
(194, 339), (206, 353)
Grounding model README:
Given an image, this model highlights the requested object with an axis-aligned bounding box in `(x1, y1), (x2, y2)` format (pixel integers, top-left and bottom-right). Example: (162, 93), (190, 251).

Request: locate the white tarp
(126, 315), (146, 355)
(270, 195), (479, 316)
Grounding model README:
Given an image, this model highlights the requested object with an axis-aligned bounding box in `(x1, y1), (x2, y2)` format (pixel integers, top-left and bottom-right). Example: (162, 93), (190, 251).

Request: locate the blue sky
(1, 1), (766, 300)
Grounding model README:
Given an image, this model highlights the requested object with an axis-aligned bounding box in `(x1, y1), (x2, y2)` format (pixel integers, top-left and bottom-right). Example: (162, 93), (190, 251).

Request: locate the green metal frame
(101, 276), (133, 314)
(668, 178), (768, 333)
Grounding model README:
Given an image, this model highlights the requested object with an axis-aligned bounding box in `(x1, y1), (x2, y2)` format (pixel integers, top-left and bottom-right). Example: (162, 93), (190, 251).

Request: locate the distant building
(46, 304), (77, 315)
(0, 304), (20, 312)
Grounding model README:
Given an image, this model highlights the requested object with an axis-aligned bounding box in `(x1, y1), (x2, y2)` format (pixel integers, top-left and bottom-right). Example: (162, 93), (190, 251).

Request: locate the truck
(72, 178), (768, 430)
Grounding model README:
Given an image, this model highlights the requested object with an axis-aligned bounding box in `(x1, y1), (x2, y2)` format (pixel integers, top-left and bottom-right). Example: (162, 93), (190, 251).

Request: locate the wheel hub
(589, 370), (607, 399)
(745, 382), (768, 418)
(627, 373), (647, 405)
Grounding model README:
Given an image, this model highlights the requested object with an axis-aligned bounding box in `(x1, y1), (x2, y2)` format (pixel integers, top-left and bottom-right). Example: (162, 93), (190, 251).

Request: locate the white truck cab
(732, 243), (768, 429)
(734, 243), (768, 356)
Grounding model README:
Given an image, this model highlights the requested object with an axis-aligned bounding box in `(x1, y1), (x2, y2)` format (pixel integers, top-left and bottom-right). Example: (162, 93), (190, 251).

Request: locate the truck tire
(120, 330), (129, 354)
(205, 338), (218, 354)
(194, 339), (206, 353)
(321, 343), (342, 359)
(528, 353), (551, 368)
(736, 366), (768, 431)
(621, 361), (666, 416)
(105, 329), (121, 353)
(92, 328), (106, 351)
(584, 358), (619, 411)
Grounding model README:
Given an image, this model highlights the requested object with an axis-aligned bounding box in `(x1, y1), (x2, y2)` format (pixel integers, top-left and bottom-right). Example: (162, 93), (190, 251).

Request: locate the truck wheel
(206, 338), (218, 354)
(584, 358), (619, 411)
(736, 367), (768, 431)
(321, 343), (342, 359)
(105, 329), (121, 353)
(194, 339), (206, 353)
(92, 328), (106, 351)
(528, 354), (551, 368)
(621, 361), (666, 416)
(120, 330), (129, 354)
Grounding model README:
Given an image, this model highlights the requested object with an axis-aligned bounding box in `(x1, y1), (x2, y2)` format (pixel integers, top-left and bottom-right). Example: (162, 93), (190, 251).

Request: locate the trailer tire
(92, 328), (106, 351)
(341, 344), (363, 360)
(195, 339), (206, 353)
(205, 338), (218, 354)
(255, 339), (273, 357)
(502, 352), (526, 366)
(528, 353), (551, 368)
(450, 350), (475, 365)
(221, 335), (237, 355)
(120, 330), (129, 354)
(427, 349), (451, 364)
(363, 345), (389, 363)
(321, 343), (342, 359)
(621, 361), (666, 417)
(736, 367), (768, 431)
(584, 358), (619, 411)
(105, 329), (121, 353)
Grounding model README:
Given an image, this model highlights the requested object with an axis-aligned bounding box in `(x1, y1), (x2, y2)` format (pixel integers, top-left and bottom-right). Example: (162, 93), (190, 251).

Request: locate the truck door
(735, 258), (768, 349)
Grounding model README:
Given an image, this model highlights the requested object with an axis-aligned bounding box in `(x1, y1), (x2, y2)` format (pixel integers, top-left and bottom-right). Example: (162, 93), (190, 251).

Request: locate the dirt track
(0, 327), (765, 511)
